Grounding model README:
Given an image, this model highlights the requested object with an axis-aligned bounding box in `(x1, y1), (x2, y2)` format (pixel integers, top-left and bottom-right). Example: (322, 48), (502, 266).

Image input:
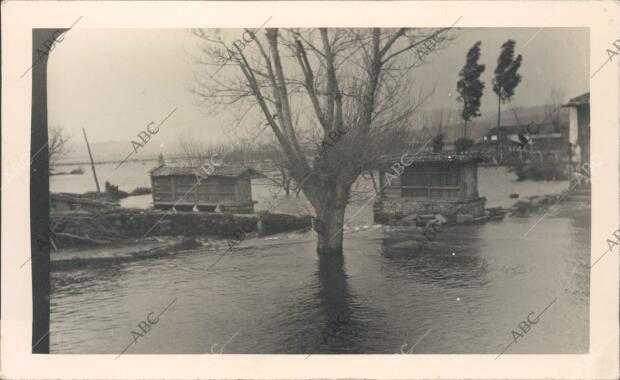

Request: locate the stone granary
(373, 152), (487, 225)
(150, 164), (257, 213)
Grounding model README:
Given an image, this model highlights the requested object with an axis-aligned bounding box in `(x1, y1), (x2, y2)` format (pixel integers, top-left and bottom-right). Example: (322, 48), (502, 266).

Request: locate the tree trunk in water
(313, 202), (347, 256)
(463, 120), (468, 139)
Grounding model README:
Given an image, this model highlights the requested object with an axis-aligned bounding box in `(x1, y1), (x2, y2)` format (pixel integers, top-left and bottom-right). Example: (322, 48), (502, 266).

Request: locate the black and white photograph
(2, 2), (619, 379)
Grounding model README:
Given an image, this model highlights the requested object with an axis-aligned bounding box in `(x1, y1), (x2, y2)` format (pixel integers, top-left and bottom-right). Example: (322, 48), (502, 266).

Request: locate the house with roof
(480, 125), (525, 158)
(562, 92), (590, 169)
(149, 164), (257, 213)
(373, 152), (488, 225)
(480, 122), (567, 163)
(561, 92), (591, 205)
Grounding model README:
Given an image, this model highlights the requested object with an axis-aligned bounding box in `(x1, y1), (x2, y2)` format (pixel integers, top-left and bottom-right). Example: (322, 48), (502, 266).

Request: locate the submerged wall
(373, 196), (487, 225)
(50, 209), (312, 244)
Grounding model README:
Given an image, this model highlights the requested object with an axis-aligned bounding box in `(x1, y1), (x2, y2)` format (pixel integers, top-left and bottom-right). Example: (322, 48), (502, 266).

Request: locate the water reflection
(311, 254), (369, 354)
(380, 228), (489, 288)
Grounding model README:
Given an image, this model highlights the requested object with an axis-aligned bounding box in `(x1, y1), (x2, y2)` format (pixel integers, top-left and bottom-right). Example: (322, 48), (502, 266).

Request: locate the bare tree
(177, 136), (265, 167)
(544, 86), (566, 132)
(261, 140), (294, 197)
(49, 127), (72, 169)
(426, 108), (447, 136)
(178, 138), (210, 167)
(192, 27), (454, 256)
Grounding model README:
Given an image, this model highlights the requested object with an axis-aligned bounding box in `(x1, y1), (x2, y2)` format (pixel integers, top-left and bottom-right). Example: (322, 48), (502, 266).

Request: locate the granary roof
(563, 92), (589, 107)
(377, 151), (487, 167)
(483, 125), (525, 136)
(150, 164), (258, 178)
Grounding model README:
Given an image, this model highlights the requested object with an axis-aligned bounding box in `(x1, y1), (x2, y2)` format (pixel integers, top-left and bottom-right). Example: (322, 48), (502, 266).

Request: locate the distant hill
(57, 140), (181, 166)
(56, 104), (568, 165)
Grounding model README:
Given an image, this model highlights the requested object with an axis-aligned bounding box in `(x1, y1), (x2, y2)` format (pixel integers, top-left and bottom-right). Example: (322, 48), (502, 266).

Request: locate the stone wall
(374, 197), (486, 225)
(51, 209), (312, 242)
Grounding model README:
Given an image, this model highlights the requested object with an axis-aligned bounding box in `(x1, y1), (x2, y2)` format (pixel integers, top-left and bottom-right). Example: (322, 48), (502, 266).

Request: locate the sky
(47, 27), (589, 162)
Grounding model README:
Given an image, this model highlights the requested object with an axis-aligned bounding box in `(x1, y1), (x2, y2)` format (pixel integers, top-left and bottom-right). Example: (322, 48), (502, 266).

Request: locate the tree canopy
(493, 39), (522, 102)
(191, 27), (457, 255)
(456, 41), (485, 137)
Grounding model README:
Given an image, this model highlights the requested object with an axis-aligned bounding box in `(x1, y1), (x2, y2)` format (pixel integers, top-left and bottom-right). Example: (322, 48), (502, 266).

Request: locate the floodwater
(49, 164), (589, 355)
(50, 160), (155, 195)
(51, 161), (570, 210)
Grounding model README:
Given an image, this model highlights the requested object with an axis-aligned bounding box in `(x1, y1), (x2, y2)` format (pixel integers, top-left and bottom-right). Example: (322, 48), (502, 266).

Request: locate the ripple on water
(50, 212), (589, 354)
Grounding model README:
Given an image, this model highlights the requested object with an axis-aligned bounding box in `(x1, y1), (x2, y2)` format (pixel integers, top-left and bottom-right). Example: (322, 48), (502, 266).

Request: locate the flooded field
(49, 163), (589, 355)
(51, 161), (569, 211)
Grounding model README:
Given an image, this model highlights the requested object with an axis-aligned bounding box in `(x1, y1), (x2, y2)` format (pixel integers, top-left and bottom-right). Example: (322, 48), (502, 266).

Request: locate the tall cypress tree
(492, 39), (523, 161)
(456, 41), (486, 138)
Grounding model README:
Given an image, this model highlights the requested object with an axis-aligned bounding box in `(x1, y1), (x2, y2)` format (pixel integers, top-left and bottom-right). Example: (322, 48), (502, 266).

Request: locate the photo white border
(1, 1), (619, 378)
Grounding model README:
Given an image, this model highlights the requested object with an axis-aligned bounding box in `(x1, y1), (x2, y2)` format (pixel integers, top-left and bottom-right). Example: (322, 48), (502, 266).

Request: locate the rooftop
(483, 125), (525, 136)
(150, 164), (259, 178)
(563, 92), (589, 107)
(483, 122), (558, 137)
(378, 151), (487, 166)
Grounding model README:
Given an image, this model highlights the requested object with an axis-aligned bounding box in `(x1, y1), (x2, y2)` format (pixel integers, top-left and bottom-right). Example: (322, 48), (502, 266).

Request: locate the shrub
(508, 162), (528, 181)
(104, 181), (129, 200)
(508, 160), (567, 181)
(454, 137), (475, 153)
